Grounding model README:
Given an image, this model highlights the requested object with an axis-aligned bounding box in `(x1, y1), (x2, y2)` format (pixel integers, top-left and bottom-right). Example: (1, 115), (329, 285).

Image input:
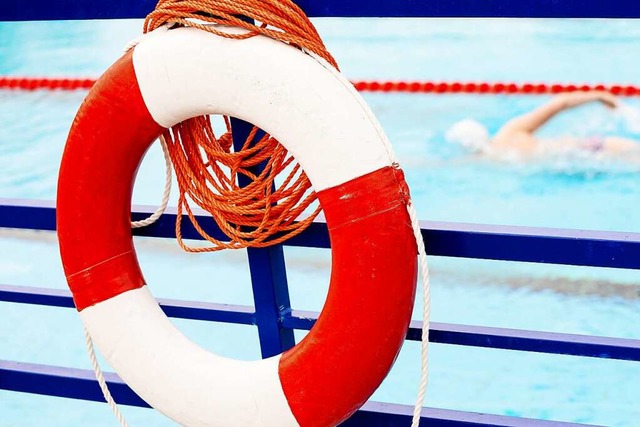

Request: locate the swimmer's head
(445, 119), (490, 153)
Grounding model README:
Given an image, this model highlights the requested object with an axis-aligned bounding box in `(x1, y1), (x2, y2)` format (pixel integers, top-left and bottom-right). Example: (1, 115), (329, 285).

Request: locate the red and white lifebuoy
(57, 25), (417, 427)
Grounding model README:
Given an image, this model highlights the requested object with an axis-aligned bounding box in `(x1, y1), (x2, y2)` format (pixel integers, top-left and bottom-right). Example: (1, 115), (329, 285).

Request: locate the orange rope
(143, 0), (337, 252)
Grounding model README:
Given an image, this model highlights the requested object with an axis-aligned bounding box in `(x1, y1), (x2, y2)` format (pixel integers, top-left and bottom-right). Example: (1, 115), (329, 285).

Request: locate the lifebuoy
(57, 25), (417, 427)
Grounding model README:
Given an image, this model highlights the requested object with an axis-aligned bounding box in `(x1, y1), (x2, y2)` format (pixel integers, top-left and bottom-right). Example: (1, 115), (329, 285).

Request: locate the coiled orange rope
(143, 0), (338, 252)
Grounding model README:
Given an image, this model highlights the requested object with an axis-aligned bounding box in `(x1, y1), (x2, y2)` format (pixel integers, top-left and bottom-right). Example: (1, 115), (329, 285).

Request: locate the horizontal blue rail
(0, 360), (597, 427)
(3, 198), (640, 270)
(0, 284), (256, 323)
(3, 284), (640, 362)
(1, 0), (639, 20)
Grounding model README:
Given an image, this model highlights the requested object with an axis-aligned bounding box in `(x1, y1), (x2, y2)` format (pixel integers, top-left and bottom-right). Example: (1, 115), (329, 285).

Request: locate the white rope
(408, 202), (431, 427)
(123, 35), (144, 53)
(84, 138), (170, 427)
(84, 139), (171, 425)
(307, 50), (432, 426)
(84, 328), (130, 427)
(131, 135), (173, 229)
(126, 23), (172, 228)
(82, 40), (173, 427)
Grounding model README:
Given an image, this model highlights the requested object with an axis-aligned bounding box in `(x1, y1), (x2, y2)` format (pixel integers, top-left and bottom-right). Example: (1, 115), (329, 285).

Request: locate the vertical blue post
(230, 117), (296, 358)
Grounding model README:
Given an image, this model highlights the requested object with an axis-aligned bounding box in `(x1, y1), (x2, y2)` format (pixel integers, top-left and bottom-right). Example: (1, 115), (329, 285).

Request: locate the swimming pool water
(1, 18), (640, 426)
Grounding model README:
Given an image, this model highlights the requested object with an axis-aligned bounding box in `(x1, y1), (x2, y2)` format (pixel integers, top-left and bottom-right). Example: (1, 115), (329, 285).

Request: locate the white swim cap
(445, 119), (490, 152)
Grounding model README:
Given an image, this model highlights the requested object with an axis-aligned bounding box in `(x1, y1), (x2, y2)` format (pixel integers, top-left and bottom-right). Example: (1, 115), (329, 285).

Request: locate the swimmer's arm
(498, 91), (619, 135)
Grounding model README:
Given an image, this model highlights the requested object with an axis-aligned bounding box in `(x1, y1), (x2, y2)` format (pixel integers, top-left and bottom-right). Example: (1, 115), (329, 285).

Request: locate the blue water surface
(1, 18), (640, 427)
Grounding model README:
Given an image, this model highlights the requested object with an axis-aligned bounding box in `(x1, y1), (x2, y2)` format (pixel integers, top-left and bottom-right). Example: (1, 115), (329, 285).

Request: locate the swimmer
(446, 91), (640, 161)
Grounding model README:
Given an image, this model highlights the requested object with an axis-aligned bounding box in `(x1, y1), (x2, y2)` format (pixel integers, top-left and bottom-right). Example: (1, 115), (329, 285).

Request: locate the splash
(616, 102), (640, 135)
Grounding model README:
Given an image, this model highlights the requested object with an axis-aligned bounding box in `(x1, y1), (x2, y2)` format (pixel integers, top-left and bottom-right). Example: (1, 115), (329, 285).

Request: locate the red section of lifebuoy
(279, 166), (416, 426)
(57, 51), (163, 310)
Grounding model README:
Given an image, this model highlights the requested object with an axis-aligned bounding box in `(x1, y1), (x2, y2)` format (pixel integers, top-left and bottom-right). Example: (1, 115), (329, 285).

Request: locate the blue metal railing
(2, 199), (640, 427)
(2, 2), (640, 426)
(2, 282), (640, 362)
(4, 199), (640, 270)
(2, 0), (640, 20)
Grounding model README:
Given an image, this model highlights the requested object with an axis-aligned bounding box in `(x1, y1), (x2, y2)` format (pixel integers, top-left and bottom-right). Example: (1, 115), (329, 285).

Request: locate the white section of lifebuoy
(132, 26), (392, 192)
(81, 287), (299, 427)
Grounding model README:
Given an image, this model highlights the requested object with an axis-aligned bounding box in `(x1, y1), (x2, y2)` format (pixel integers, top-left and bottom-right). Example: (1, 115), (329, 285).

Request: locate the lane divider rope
(2, 76), (640, 96)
